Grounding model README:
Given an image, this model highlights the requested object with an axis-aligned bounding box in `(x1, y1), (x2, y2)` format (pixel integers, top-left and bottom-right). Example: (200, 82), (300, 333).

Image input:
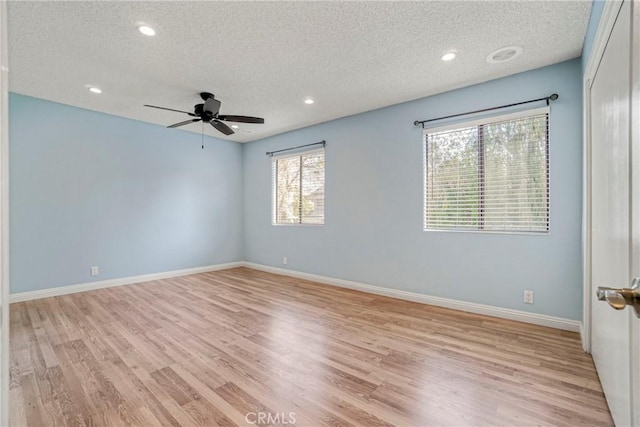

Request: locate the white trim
(582, 77), (592, 352)
(0, 0), (8, 424)
(9, 260), (583, 333)
(242, 262), (581, 332)
(423, 227), (549, 236)
(9, 262), (243, 303)
(628, 1), (640, 422)
(582, 72), (592, 351)
(584, 1), (625, 86)
(422, 106), (549, 134)
(582, 0), (624, 353)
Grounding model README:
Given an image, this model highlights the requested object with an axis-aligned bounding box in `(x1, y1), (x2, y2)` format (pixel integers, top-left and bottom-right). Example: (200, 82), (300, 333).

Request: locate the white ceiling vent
(487, 46), (523, 64)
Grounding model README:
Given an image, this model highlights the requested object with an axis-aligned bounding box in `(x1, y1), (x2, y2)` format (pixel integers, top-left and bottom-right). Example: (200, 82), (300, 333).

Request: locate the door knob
(596, 278), (640, 317)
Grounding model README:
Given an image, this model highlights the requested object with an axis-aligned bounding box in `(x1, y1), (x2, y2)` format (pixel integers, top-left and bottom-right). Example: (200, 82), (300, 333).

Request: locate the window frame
(271, 147), (325, 226)
(422, 106), (550, 235)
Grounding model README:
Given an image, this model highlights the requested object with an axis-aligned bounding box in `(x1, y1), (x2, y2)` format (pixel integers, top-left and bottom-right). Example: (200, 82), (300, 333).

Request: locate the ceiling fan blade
(167, 119), (201, 128)
(211, 119), (234, 135)
(217, 115), (264, 124)
(144, 104), (197, 116)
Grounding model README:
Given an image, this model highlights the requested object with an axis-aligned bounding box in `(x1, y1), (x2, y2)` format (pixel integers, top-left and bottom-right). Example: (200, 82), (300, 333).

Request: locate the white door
(590, 1), (640, 425)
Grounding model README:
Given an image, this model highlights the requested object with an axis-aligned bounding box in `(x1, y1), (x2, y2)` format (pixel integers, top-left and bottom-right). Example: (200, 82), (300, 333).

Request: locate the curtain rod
(266, 140), (326, 157)
(413, 93), (559, 128)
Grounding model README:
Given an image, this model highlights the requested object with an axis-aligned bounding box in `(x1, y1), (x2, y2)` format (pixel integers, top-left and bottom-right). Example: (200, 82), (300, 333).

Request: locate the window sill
(424, 228), (549, 236)
(272, 223), (325, 227)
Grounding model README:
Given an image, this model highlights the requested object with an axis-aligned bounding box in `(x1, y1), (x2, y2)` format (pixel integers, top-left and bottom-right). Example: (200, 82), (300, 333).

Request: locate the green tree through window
(424, 111), (549, 232)
(273, 150), (325, 225)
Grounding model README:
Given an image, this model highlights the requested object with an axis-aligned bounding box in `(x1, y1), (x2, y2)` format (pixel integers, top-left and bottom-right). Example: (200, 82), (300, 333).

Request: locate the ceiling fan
(144, 92), (264, 136)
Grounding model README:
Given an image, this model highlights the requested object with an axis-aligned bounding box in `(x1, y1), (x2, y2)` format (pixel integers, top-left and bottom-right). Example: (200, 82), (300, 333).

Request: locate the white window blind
(272, 149), (325, 225)
(423, 108), (549, 233)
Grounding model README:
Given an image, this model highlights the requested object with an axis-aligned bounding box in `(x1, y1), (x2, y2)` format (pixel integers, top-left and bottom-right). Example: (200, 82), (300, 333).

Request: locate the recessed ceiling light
(231, 125), (239, 129)
(88, 87), (102, 94)
(138, 25), (156, 36)
(487, 46), (523, 64)
(304, 98), (315, 105)
(441, 52), (456, 62)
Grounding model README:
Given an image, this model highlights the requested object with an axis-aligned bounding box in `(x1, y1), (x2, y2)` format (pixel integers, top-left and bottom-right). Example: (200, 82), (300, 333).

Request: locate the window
(272, 149), (325, 225)
(423, 108), (549, 233)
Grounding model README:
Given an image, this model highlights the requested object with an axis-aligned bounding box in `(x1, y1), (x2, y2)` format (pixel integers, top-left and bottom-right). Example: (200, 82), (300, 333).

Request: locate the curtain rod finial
(549, 93), (559, 101)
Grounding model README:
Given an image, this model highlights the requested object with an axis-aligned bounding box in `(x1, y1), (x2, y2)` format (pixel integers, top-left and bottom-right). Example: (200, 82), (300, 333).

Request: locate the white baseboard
(242, 262), (582, 332)
(9, 260), (582, 333)
(9, 261), (244, 303)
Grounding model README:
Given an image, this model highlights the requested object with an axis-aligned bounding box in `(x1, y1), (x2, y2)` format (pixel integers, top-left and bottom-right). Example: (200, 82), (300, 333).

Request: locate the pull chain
(201, 121), (204, 149)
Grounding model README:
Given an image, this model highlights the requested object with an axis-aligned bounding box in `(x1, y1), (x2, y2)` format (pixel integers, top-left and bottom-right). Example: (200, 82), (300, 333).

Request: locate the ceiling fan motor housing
(202, 98), (221, 117)
(143, 91), (264, 135)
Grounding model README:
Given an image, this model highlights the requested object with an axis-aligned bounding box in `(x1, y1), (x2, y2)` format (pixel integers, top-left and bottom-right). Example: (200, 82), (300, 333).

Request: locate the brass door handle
(596, 278), (640, 317)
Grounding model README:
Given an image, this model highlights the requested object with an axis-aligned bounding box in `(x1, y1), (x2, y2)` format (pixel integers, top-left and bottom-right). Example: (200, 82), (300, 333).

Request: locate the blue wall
(10, 94), (243, 293)
(10, 60), (585, 320)
(243, 59), (583, 320)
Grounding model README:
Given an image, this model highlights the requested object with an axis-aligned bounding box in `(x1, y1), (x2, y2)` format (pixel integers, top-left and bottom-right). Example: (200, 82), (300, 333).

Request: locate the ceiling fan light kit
(143, 92), (264, 136)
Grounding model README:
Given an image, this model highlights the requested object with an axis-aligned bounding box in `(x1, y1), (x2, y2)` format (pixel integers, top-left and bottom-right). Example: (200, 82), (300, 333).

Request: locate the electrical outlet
(524, 290), (534, 304)
(282, 257), (287, 265)
(91, 266), (99, 276)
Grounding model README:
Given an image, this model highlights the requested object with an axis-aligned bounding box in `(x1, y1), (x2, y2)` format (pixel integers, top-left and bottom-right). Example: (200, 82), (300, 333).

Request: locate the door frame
(0, 0), (8, 424)
(629, 1), (640, 422)
(582, 0), (624, 353)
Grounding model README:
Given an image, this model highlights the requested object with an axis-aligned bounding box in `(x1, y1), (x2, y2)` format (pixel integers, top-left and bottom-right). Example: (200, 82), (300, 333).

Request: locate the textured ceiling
(7, 1), (591, 143)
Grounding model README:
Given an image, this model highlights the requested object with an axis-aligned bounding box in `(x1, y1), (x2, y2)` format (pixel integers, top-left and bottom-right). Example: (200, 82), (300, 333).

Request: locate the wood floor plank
(10, 267), (613, 426)
(9, 385), (27, 427)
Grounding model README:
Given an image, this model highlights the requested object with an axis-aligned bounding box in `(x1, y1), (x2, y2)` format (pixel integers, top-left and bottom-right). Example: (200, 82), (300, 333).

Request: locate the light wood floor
(10, 267), (612, 426)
